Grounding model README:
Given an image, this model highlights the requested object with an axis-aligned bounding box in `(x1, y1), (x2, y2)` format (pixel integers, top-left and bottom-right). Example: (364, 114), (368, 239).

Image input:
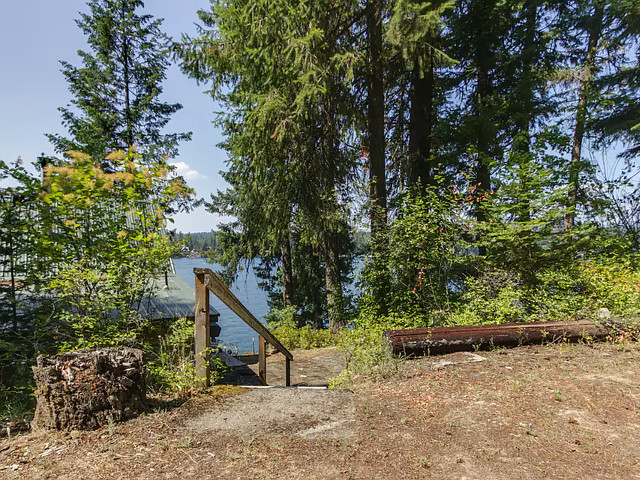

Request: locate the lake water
(173, 256), (364, 353)
(173, 257), (270, 354)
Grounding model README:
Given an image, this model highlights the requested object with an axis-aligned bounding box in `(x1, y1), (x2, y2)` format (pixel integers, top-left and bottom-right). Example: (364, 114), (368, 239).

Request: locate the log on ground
(385, 319), (625, 357)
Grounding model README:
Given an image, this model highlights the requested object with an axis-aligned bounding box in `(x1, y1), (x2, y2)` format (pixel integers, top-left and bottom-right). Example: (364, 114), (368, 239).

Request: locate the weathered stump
(32, 348), (145, 431)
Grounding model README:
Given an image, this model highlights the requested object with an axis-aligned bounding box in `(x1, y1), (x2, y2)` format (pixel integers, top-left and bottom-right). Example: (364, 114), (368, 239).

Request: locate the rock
(597, 308), (611, 320)
(32, 348), (145, 431)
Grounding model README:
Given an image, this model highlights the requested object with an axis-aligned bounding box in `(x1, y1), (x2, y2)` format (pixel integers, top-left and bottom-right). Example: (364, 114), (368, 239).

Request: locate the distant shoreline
(175, 253), (205, 259)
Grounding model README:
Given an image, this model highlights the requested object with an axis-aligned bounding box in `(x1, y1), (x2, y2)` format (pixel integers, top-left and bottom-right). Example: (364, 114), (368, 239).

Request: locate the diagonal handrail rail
(193, 267), (293, 387)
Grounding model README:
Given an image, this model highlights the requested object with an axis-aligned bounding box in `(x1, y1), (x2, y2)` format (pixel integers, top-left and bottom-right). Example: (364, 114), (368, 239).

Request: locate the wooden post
(258, 335), (267, 385)
(195, 272), (210, 388)
(193, 268), (294, 387)
(285, 357), (291, 387)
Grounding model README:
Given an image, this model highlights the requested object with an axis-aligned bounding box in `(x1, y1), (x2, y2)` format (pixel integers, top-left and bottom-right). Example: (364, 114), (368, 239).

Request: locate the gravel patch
(185, 388), (354, 439)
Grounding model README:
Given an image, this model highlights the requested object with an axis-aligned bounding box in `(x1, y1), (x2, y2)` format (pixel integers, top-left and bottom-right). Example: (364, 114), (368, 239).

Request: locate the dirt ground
(247, 347), (346, 386)
(2, 341), (640, 479)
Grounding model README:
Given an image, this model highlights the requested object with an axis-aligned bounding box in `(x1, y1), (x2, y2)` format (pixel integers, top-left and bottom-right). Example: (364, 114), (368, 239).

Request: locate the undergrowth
(267, 306), (341, 350)
(144, 316), (228, 397)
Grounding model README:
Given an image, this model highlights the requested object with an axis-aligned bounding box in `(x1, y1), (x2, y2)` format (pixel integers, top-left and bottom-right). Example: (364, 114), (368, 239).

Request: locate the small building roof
(139, 272), (220, 320)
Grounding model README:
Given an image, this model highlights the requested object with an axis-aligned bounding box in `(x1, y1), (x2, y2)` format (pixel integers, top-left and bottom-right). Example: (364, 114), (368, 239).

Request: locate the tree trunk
(514, 1), (538, 224)
(365, 0), (389, 314)
(475, 67), (492, 225)
(473, 3), (493, 225)
(32, 348), (145, 431)
(280, 233), (294, 308)
(122, 4), (133, 149)
(408, 55), (434, 188)
(565, 4), (604, 231)
(324, 232), (344, 332)
(366, 0), (387, 234)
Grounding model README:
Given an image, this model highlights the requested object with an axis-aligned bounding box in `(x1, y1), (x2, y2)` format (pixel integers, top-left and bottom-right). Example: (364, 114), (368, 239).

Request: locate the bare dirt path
(186, 388), (354, 439)
(221, 346), (346, 386)
(2, 342), (640, 479)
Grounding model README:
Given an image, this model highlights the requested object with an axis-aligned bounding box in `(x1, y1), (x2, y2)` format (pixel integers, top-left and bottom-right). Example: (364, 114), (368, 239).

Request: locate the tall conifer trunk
(366, 0), (387, 233)
(475, 61), (492, 224)
(365, 0), (389, 314)
(514, 1), (538, 223)
(280, 233), (294, 308)
(408, 55), (434, 187)
(121, 4), (133, 149)
(473, 1), (493, 224)
(324, 231), (343, 332)
(565, 4), (604, 231)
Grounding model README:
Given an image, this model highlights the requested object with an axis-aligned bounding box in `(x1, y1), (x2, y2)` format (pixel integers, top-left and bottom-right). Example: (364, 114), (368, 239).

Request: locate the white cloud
(169, 161), (208, 181)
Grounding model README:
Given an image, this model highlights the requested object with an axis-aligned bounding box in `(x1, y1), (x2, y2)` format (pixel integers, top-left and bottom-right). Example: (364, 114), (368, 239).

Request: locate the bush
(330, 326), (400, 387)
(266, 306), (341, 350)
(145, 316), (228, 396)
(449, 259), (640, 325)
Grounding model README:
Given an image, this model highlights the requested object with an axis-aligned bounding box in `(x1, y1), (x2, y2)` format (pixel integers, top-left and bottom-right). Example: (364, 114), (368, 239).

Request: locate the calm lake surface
(173, 256), (364, 353)
(173, 257), (269, 354)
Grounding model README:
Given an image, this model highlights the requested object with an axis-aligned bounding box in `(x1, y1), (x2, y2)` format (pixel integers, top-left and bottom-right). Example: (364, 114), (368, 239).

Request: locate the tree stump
(32, 348), (145, 431)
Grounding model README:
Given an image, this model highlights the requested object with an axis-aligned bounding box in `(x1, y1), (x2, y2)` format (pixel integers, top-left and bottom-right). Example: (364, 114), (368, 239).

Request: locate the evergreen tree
(556, 0), (628, 229)
(48, 0), (190, 166)
(177, 0), (360, 330)
(593, 0), (640, 158)
(386, 0), (455, 189)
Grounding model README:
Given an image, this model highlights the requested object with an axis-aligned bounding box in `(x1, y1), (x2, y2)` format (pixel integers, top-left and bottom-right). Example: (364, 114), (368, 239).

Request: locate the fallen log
(385, 319), (629, 357)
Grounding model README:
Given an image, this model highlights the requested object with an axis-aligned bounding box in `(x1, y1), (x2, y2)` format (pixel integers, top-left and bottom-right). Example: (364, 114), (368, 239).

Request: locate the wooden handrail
(194, 267), (293, 387)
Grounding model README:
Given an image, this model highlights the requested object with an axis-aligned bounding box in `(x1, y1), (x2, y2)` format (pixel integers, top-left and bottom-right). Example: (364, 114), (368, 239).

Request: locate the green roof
(139, 272), (220, 320)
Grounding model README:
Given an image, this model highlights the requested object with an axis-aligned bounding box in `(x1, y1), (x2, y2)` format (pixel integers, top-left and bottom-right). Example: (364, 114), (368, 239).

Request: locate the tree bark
(514, 1), (538, 224)
(565, 4), (604, 231)
(473, 3), (493, 224)
(366, 0), (387, 234)
(408, 55), (434, 188)
(121, 4), (133, 149)
(280, 233), (294, 308)
(324, 232), (344, 332)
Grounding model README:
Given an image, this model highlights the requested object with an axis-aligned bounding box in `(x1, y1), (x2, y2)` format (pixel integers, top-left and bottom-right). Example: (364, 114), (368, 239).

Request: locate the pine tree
(177, 0), (360, 329)
(592, 0), (640, 158)
(48, 0), (190, 166)
(386, 0), (455, 189)
(556, 0), (628, 229)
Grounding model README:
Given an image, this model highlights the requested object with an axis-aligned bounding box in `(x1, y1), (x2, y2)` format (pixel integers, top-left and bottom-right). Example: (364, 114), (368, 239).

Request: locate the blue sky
(0, 0), (228, 232)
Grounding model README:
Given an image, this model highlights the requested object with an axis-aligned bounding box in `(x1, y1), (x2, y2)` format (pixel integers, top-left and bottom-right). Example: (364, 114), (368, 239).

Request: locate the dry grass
(1, 342), (639, 479)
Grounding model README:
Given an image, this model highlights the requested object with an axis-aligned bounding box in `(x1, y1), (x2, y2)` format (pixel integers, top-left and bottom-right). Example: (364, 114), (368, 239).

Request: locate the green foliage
(358, 178), (471, 324)
(177, 0), (360, 329)
(0, 150), (195, 420)
(145, 317), (227, 396)
(450, 271), (525, 325)
(48, 0), (190, 164)
(330, 327), (400, 388)
(266, 306), (340, 350)
(36, 150), (190, 350)
(0, 369), (35, 426)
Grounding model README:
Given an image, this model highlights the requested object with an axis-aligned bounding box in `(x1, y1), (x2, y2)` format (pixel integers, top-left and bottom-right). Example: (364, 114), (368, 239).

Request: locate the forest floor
(2, 342), (640, 479)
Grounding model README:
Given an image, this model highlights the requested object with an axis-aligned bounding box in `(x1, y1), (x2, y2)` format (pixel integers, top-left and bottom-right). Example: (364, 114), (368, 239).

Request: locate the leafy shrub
(145, 316), (228, 396)
(450, 271), (526, 325)
(0, 372), (34, 426)
(266, 306), (341, 350)
(330, 326), (400, 387)
(577, 258), (640, 318)
(358, 179), (466, 322)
